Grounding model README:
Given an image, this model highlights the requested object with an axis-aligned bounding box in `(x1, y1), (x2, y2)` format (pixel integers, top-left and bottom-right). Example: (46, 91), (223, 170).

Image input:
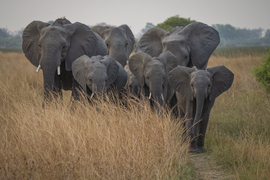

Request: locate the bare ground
(189, 153), (234, 180)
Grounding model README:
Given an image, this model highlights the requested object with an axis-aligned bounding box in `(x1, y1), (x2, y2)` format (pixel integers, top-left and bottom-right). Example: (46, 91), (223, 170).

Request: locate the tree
(136, 22), (155, 40)
(265, 29), (270, 38)
(0, 28), (11, 38)
(156, 15), (196, 31)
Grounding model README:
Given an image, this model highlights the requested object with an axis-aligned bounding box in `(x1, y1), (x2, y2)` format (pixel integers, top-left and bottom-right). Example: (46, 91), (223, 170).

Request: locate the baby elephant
(168, 65), (234, 153)
(72, 55), (127, 100)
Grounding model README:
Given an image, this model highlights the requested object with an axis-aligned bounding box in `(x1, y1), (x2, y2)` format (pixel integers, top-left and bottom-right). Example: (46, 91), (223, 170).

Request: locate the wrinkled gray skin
(72, 55), (127, 100)
(92, 24), (135, 67)
(129, 51), (178, 112)
(168, 66), (234, 153)
(124, 67), (139, 96)
(135, 22), (220, 69)
(22, 18), (107, 102)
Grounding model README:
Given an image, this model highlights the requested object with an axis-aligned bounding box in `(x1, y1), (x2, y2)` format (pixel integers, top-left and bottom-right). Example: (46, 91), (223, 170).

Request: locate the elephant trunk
(90, 82), (107, 100)
(40, 49), (62, 101)
(150, 82), (164, 113)
(191, 91), (205, 149)
(110, 47), (128, 67)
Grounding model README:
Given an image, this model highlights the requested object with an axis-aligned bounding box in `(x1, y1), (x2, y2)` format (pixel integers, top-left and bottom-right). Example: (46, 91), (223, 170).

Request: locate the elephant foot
(196, 147), (207, 153)
(188, 147), (206, 153)
(188, 147), (198, 153)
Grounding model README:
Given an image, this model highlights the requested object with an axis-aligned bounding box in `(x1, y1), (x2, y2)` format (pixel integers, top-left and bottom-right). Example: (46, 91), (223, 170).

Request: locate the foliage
(264, 29), (270, 38)
(136, 22), (155, 40)
(0, 28), (22, 49)
(156, 15), (196, 32)
(253, 50), (270, 92)
(212, 24), (269, 47)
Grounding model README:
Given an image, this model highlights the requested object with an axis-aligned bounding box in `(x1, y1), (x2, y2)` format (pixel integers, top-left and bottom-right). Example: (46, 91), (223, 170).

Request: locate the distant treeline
(0, 28), (23, 49)
(1, 16), (270, 49)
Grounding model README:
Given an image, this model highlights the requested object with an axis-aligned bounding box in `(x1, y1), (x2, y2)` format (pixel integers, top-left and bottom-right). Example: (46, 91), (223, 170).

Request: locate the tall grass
(206, 54), (270, 180)
(0, 52), (189, 179)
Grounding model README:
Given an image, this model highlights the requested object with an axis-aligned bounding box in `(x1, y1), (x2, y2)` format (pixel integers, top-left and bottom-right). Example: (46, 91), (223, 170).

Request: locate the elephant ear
(22, 21), (50, 67)
(168, 66), (197, 101)
(207, 65), (234, 101)
(65, 22), (99, 71)
(72, 55), (89, 92)
(119, 24), (135, 56)
(101, 56), (119, 87)
(157, 51), (178, 73)
(128, 52), (152, 87)
(179, 22), (220, 69)
(135, 27), (167, 57)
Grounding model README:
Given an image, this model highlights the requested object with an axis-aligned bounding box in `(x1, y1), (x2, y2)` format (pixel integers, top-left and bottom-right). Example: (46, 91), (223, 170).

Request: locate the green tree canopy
(156, 15), (196, 31)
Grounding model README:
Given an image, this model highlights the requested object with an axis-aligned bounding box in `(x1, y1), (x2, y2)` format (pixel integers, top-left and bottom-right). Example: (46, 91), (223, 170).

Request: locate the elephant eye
(63, 45), (66, 49)
(38, 44), (41, 48)
(185, 56), (187, 59)
(208, 84), (211, 88)
(125, 42), (128, 47)
(106, 43), (109, 47)
(147, 77), (150, 79)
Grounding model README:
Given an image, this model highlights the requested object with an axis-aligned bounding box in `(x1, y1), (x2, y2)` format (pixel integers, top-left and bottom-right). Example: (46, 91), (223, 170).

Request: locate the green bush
(253, 50), (270, 92)
(156, 15), (196, 32)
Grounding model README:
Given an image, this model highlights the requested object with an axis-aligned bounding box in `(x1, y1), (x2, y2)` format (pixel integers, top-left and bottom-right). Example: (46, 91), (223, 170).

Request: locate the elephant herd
(22, 17), (234, 153)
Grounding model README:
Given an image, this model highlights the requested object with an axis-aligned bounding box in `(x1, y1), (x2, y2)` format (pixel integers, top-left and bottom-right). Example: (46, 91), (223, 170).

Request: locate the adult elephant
(168, 66), (234, 153)
(92, 24), (135, 67)
(128, 51), (178, 112)
(135, 22), (220, 69)
(22, 18), (107, 101)
(72, 55), (127, 100)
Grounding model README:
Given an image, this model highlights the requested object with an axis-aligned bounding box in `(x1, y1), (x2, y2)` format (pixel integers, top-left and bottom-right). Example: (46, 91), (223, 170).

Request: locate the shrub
(253, 50), (270, 92)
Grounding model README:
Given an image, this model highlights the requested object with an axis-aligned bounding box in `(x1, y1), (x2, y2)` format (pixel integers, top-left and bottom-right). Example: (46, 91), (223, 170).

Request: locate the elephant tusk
(57, 66), (60, 75)
(36, 64), (41, 73)
(90, 92), (95, 99)
(161, 94), (164, 101)
(149, 93), (152, 99)
(105, 94), (109, 101)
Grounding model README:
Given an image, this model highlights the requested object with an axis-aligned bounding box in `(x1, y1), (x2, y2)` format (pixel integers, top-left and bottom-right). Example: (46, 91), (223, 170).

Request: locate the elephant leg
(196, 100), (215, 153)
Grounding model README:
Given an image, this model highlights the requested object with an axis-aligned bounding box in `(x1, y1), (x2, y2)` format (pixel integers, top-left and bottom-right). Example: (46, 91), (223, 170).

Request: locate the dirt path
(189, 153), (234, 180)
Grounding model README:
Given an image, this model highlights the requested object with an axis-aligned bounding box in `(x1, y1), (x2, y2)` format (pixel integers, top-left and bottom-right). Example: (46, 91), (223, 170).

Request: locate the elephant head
(92, 24), (135, 67)
(72, 55), (120, 99)
(135, 22), (220, 69)
(168, 65), (234, 152)
(125, 67), (139, 96)
(22, 18), (107, 100)
(129, 51), (178, 111)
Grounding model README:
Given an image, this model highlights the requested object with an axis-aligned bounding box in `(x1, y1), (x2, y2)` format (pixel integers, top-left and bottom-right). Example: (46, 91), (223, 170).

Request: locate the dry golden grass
(0, 52), (189, 179)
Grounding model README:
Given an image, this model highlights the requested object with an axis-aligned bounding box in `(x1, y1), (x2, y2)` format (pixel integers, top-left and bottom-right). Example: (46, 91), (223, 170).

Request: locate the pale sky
(0, 0), (269, 37)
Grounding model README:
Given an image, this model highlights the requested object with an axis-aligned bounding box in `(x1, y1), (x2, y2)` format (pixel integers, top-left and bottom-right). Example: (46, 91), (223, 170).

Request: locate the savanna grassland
(206, 47), (270, 180)
(0, 52), (189, 179)
(0, 47), (270, 179)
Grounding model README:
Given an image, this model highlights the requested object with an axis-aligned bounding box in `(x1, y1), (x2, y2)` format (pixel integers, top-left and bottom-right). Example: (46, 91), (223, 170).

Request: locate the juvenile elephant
(72, 55), (127, 100)
(129, 51), (178, 111)
(168, 66), (234, 153)
(124, 67), (139, 96)
(92, 24), (135, 67)
(135, 22), (220, 69)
